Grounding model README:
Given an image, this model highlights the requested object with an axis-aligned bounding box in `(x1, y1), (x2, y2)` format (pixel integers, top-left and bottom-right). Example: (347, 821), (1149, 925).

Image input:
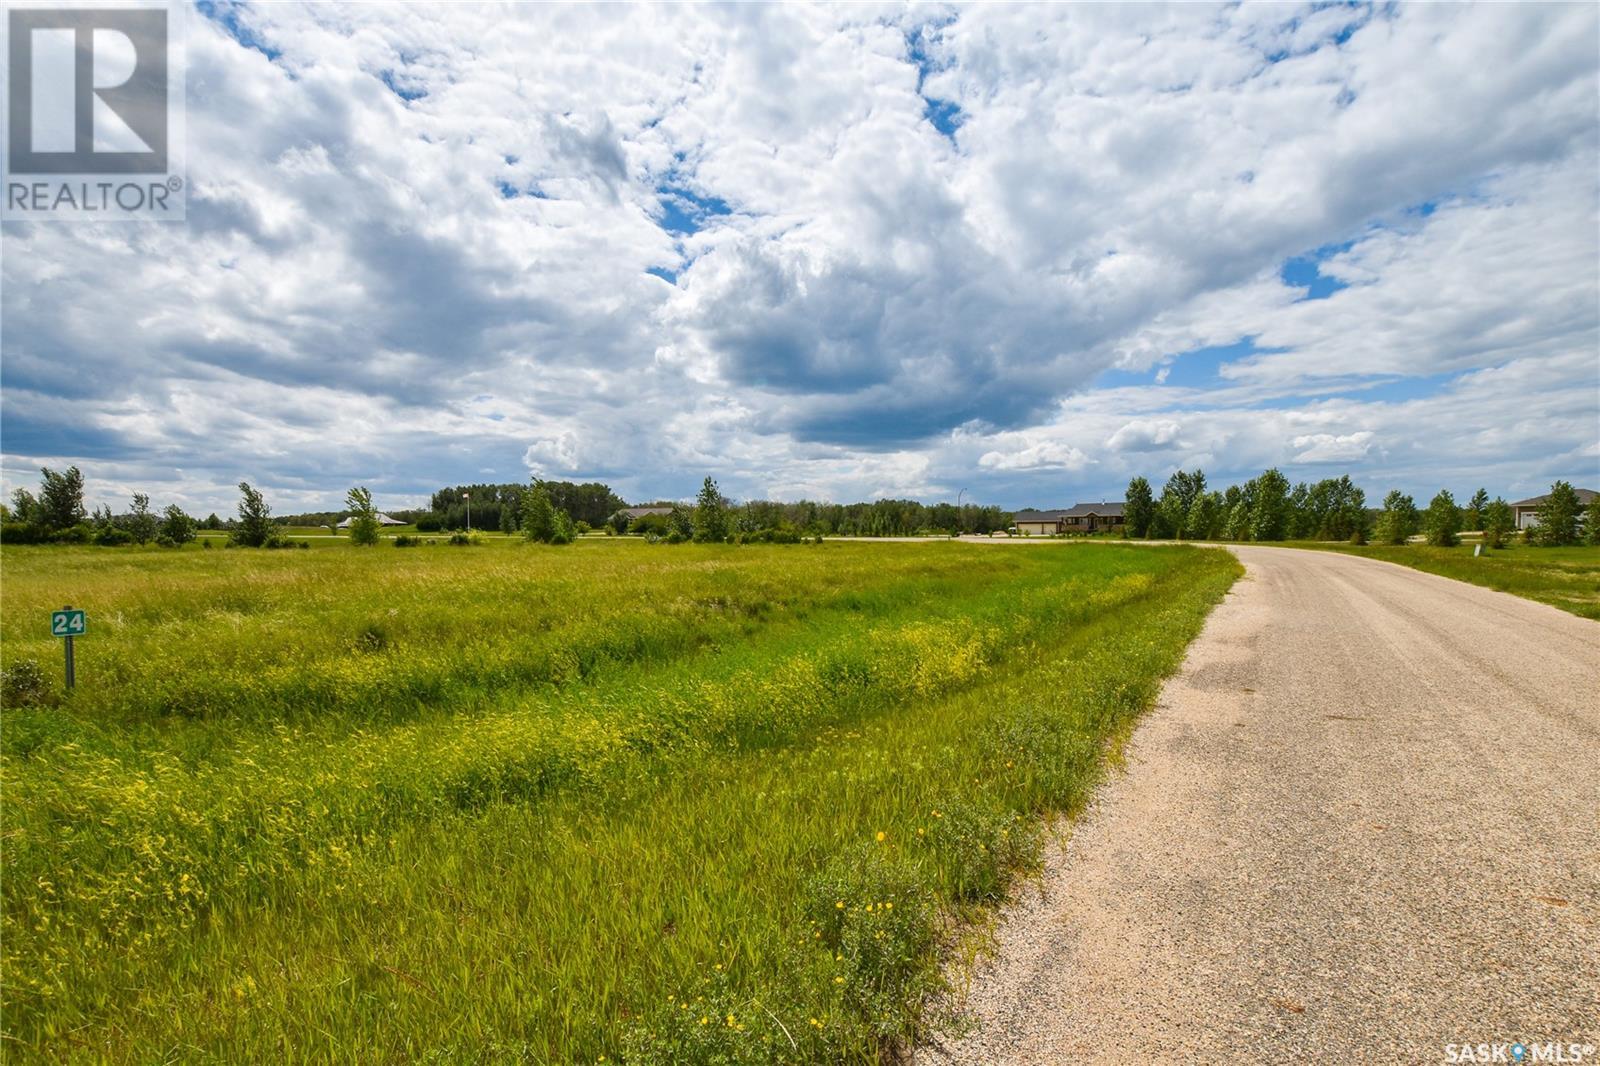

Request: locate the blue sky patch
(197, 0), (282, 62)
(1281, 239), (1356, 300)
(656, 184), (732, 236)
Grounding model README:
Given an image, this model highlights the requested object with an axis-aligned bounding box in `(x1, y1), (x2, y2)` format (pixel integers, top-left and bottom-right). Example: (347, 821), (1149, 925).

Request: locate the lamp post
(463, 491), (471, 533)
(957, 487), (967, 536)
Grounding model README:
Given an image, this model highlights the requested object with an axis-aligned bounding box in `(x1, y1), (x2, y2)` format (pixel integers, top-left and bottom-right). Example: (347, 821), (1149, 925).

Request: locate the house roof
(1014, 502), (1127, 521)
(337, 512), (406, 527)
(1062, 501), (1126, 517)
(616, 506), (674, 519)
(1510, 488), (1597, 508)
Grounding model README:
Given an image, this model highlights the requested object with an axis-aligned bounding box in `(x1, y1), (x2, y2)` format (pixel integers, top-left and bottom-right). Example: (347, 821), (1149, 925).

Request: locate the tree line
(1122, 470), (1598, 548)
(3, 467), (204, 547)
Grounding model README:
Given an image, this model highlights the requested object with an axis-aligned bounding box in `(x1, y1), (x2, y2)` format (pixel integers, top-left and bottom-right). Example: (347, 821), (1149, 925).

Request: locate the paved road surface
(921, 546), (1600, 1063)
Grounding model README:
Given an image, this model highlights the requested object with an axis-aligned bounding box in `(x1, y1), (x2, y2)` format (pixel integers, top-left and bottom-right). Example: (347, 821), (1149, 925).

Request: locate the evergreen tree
(693, 477), (728, 543)
(1482, 497), (1514, 549)
(1584, 494), (1600, 547)
(345, 486), (381, 546)
(1532, 481), (1582, 546)
(1464, 488), (1489, 532)
(231, 482), (274, 547)
(1123, 476), (1155, 539)
(1422, 489), (1461, 547)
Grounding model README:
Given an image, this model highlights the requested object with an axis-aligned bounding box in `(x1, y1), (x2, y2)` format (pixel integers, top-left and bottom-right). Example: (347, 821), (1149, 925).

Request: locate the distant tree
(521, 481), (558, 542)
(1482, 497), (1514, 549)
(667, 504), (694, 541)
(202, 512), (223, 530)
(38, 466), (86, 530)
(1463, 488), (1489, 532)
(1375, 490), (1419, 545)
(1188, 490), (1225, 541)
(1422, 489), (1461, 547)
(1248, 469), (1292, 542)
(232, 482), (274, 547)
(126, 493), (158, 544)
(1532, 480), (1582, 546)
(608, 509), (631, 535)
(499, 500), (520, 535)
(345, 486), (381, 546)
(1584, 494), (1600, 547)
(9, 488), (39, 526)
(160, 505), (197, 545)
(1123, 477), (1155, 539)
(693, 477), (728, 543)
(1287, 482), (1313, 540)
(1157, 470), (1206, 540)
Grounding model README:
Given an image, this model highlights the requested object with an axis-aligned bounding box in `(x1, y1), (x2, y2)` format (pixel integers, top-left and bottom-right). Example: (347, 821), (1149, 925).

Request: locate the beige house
(1013, 502), (1127, 535)
(1511, 488), (1597, 530)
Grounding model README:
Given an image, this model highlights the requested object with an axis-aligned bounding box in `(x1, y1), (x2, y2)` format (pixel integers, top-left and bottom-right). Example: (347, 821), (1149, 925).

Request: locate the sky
(2, 1), (1597, 515)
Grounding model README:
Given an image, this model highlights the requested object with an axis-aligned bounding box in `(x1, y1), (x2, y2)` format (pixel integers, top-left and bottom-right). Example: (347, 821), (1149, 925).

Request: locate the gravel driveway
(920, 545), (1600, 1063)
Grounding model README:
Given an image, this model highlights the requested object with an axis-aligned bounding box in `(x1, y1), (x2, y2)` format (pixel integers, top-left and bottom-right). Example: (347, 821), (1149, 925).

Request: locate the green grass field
(1, 540), (1238, 1062)
(1285, 541), (1600, 619)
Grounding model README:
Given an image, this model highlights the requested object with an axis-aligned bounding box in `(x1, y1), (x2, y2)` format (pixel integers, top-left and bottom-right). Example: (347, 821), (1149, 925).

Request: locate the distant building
(1510, 488), (1597, 530)
(1014, 502), (1126, 535)
(337, 512), (406, 528)
(613, 506), (674, 521)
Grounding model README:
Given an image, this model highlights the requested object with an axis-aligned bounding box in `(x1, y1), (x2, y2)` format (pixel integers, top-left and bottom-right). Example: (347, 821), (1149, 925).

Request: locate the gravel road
(920, 546), (1600, 1063)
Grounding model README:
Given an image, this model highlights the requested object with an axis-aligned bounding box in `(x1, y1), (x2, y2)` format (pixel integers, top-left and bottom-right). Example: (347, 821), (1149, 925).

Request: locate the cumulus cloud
(1106, 420), (1183, 453)
(1292, 431), (1376, 464)
(2, 2), (1595, 512)
(977, 441), (1090, 472)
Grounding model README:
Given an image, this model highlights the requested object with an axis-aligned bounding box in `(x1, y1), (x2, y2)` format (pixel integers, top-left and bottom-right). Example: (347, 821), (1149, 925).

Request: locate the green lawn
(1285, 540), (1600, 620)
(1, 540), (1238, 1061)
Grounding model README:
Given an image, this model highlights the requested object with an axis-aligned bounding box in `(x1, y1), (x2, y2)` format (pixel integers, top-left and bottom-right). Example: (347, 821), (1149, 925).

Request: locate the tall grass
(1, 540), (1239, 1061)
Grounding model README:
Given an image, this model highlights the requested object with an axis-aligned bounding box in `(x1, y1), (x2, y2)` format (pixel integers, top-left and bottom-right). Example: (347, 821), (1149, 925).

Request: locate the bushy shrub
(415, 512), (445, 533)
(448, 532), (484, 547)
(1, 659), (54, 708)
(0, 522), (44, 544)
(94, 525), (134, 547)
(393, 534), (421, 547)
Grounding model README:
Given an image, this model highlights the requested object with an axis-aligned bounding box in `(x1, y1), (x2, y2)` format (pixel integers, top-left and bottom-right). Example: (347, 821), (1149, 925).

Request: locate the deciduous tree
(345, 486), (381, 546)
(232, 482), (274, 547)
(127, 493), (157, 544)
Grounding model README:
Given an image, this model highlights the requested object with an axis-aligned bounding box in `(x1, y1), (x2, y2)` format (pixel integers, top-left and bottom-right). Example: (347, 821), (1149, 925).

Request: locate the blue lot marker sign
(51, 606), (85, 689)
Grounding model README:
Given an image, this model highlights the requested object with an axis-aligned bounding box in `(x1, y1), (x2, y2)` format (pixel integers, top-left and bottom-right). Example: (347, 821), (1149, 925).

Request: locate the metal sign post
(50, 606), (86, 690)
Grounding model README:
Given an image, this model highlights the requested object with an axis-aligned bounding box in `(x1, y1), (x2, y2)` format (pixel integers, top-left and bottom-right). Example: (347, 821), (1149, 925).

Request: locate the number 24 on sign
(51, 609), (86, 637)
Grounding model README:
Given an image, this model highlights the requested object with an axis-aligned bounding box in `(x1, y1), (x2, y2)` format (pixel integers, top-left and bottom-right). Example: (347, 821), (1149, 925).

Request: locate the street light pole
(463, 491), (471, 533)
(957, 487), (967, 536)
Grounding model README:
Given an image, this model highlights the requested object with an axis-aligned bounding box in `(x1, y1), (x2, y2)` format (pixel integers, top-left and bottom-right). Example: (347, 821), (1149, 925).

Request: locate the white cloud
(1292, 431), (1376, 464)
(977, 441), (1090, 472)
(1106, 419), (1183, 453)
(2, 2), (1595, 513)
